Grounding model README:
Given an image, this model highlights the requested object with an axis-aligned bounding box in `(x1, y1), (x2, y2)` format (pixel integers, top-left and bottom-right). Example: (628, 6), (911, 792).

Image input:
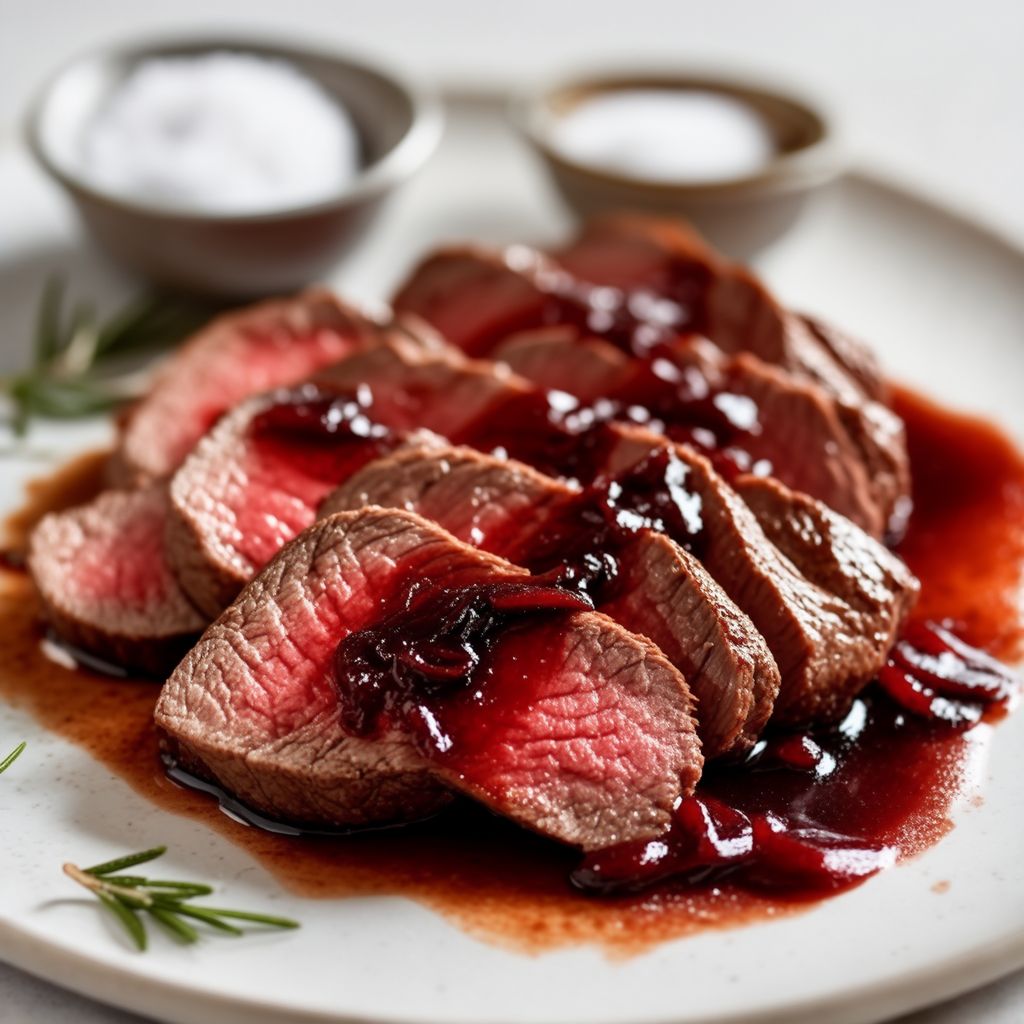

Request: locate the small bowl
(26, 36), (443, 297)
(515, 70), (842, 259)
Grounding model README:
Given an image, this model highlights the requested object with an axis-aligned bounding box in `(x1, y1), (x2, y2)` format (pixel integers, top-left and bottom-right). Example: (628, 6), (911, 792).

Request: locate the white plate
(1, 97), (1023, 1024)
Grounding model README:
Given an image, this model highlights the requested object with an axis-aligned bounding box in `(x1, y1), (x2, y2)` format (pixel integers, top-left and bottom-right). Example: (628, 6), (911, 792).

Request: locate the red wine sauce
(0, 387), (1021, 953)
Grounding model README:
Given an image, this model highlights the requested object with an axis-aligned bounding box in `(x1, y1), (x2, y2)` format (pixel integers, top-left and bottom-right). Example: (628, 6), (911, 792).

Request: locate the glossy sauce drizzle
(0, 387), (1022, 954)
(334, 576), (591, 744)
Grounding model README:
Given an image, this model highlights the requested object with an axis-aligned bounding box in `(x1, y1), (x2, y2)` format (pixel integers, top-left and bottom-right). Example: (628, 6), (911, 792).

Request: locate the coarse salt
(79, 52), (360, 214)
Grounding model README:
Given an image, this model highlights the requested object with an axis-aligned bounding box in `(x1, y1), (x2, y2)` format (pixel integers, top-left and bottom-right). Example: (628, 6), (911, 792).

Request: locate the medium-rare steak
(165, 336), (529, 616)
(493, 330), (907, 537)
(167, 321), (913, 728)
(28, 486), (205, 675)
(156, 507), (702, 847)
(163, 311), (917, 729)
(114, 289), (393, 483)
(322, 443), (781, 758)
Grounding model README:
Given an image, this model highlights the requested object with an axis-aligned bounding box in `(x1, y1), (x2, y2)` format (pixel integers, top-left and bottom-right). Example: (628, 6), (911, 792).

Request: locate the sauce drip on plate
(1, 386), (1022, 954)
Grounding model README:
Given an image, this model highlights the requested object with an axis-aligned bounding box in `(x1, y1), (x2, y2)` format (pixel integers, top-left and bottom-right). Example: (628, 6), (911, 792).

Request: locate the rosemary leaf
(56, 300), (100, 377)
(64, 846), (300, 952)
(85, 846), (167, 877)
(164, 904), (244, 935)
(148, 906), (199, 944)
(32, 276), (65, 369)
(140, 880), (215, 897)
(14, 378), (124, 419)
(8, 278), (222, 434)
(192, 907), (301, 929)
(0, 742), (26, 775)
(97, 892), (147, 952)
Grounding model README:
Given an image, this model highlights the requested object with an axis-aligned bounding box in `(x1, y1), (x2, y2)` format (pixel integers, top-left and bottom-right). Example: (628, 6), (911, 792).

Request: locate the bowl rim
(511, 66), (843, 199)
(24, 32), (444, 224)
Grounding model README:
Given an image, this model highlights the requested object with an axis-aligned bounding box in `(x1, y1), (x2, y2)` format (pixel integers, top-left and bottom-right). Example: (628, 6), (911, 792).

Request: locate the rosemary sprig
(2, 276), (221, 436)
(63, 845), (299, 951)
(0, 742), (26, 775)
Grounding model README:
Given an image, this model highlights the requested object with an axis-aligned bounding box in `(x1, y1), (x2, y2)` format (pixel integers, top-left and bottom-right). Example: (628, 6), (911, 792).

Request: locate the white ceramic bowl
(26, 36), (443, 297)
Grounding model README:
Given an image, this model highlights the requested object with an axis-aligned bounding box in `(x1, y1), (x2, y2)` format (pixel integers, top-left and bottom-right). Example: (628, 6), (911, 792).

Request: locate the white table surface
(1, 1), (1022, 1021)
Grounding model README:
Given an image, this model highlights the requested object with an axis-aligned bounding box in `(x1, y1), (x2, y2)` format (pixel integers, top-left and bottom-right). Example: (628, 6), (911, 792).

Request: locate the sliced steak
(598, 425), (917, 724)
(167, 322), (912, 726)
(28, 486), (205, 675)
(556, 214), (885, 404)
(396, 230), (909, 536)
(322, 444), (780, 757)
(394, 216), (883, 405)
(166, 337), (533, 616)
(494, 329), (903, 535)
(156, 507), (702, 846)
(114, 290), (392, 484)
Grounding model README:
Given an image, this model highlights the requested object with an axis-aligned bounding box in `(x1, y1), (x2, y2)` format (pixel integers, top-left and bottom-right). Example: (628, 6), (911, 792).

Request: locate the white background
(0, 1), (1022, 1021)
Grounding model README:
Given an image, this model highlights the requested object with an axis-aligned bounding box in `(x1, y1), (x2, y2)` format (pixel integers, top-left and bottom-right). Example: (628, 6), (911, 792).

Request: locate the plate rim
(1, 159), (1023, 1024)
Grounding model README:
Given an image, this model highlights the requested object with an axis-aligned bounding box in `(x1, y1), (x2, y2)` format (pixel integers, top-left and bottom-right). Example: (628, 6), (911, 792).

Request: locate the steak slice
(800, 314), (886, 402)
(28, 486), (205, 675)
(393, 245), (559, 357)
(734, 474), (919, 626)
(494, 329), (629, 397)
(322, 443), (573, 552)
(166, 337), (534, 617)
(155, 507), (702, 847)
(322, 444), (780, 757)
(598, 425), (918, 724)
(114, 290), (392, 484)
(493, 329), (905, 536)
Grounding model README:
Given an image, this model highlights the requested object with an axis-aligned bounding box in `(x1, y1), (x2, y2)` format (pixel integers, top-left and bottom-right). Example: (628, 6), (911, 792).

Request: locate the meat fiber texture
(166, 336), (525, 616)
(28, 486), (205, 675)
(113, 289), (393, 483)
(322, 443), (780, 759)
(155, 507), (702, 848)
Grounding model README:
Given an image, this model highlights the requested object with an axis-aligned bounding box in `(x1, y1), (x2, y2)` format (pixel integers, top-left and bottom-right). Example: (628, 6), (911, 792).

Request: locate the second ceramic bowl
(515, 70), (843, 259)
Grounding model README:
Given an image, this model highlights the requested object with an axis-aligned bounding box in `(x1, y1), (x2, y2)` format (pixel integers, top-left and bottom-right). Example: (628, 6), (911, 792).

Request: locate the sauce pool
(0, 385), (1022, 955)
